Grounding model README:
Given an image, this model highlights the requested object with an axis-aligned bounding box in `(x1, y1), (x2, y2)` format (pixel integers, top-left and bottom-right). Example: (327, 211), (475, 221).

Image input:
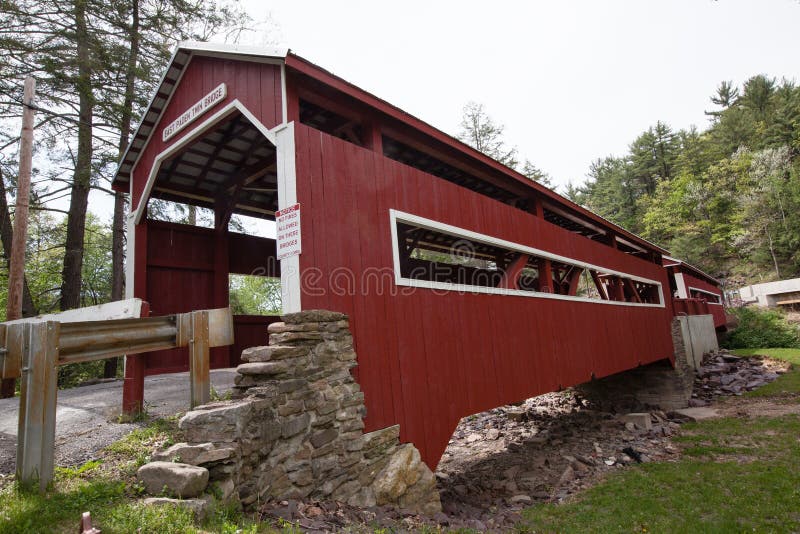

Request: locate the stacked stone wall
(171, 310), (440, 514)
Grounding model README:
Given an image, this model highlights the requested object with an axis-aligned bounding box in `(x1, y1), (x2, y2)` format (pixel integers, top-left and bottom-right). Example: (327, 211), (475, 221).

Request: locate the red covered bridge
(112, 42), (721, 468)
(663, 256), (726, 329)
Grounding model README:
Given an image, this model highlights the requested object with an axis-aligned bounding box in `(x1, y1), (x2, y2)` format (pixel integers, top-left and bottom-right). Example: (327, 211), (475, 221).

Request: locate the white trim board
(276, 122), (301, 314)
(674, 273), (688, 299)
(389, 209), (665, 308)
(688, 286), (723, 304)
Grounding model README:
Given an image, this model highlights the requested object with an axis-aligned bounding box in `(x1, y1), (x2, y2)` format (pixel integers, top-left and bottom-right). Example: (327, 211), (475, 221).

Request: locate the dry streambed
(257, 351), (788, 532)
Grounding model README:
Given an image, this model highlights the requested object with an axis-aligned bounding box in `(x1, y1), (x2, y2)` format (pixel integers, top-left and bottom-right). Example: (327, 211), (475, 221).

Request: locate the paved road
(0, 369), (236, 475)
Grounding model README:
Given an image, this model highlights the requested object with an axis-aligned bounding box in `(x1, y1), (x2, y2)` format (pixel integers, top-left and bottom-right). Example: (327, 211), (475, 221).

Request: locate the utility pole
(1, 77), (36, 398)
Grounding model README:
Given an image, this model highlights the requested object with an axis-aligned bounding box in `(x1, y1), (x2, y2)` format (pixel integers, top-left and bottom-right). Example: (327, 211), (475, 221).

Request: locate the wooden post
(1, 77), (36, 399)
(122, 228), (148, 417)
(16, 321), (59, 492)
(538, 258), (554, 293)
(189, 310), (210, 408)
(498, 253), (529, 289)
(533, 196), (545, 218)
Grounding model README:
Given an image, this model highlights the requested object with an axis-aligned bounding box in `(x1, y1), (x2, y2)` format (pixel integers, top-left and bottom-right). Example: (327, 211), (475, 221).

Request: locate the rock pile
(691, 351), (785, 405)
(428, 350), (786, 528)
(135, 460), (214, 519)
(139, 310), (440, 516)
(434, 391), (683, 528)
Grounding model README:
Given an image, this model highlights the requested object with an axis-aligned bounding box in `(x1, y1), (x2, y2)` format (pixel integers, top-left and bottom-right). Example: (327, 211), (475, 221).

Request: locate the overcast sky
(240, 0), (799, 192)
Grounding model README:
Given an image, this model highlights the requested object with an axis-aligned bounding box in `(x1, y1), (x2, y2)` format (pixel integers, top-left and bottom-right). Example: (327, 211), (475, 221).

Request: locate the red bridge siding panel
(143, 221), (280, 374)
(679, 273), (726, 329)
(131, 58), (282, 208)
(294, 124), (675, 467)
(231, 315), (281, 367)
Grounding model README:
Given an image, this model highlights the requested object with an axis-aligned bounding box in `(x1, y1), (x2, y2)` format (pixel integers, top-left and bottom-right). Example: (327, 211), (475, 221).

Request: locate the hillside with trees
(567, 76), (800, 287)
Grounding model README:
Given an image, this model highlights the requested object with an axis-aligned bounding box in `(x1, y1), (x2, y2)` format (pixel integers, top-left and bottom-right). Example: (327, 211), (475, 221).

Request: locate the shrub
(722, 307), (800, 349)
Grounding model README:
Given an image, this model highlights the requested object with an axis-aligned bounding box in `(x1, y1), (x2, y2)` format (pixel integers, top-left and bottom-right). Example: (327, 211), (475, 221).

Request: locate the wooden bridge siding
(130, 57), (282, 208)
(680, 272), (726, 328)
(295, 125), (675, 467)
(143, 220), (277, 374)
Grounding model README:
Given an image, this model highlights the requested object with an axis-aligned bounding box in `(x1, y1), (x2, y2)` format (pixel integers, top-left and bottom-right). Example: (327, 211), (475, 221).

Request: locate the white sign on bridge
(162, 83), (227, 142)
(276, 203), (302, 260)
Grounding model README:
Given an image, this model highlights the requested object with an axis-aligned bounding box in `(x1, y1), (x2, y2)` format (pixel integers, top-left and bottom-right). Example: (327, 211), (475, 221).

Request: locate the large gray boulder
(151, 442), (233, 466)
(137, 461), (209, 498)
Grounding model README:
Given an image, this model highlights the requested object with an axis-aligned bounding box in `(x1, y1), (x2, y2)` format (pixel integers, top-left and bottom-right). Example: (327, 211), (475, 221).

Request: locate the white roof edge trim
(177, 40), (289, 59)
(114, 41), (289, 187)
(114, 45), (185, 183)
(661, 255), (720, 284)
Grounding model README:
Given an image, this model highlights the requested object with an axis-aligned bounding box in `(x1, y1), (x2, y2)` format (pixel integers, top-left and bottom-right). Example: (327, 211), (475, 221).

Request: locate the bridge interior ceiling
(151, 112), (278, 221)
(395, 221), (661, 304)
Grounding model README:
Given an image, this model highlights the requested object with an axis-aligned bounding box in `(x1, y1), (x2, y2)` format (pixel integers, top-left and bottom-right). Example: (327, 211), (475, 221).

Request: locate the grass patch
(733, 348), (800, 399)
(519, 348), (800, 533)
(105, 415), (180, 473)
(521, 414), (800, 533)
(0, 416), (266, 533)
(732, 348), (800, 365)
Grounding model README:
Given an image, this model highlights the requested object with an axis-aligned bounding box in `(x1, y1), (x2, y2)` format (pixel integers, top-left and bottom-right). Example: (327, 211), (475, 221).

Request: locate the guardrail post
(189, 310), (210, 408)
(17, 321), (58, 492)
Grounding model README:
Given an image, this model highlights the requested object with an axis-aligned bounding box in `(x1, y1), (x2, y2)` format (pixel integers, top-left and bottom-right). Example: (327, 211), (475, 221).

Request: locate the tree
(628, 121), (680, 196)
(0, 168), (37, 317)
(457, 101), (519, 169)
(580, 156), (640, 231)
(705, 80), (739, 119)
(0, 0), (253, 314)
(229, 274), (281, 315)
(521, 160), (552, 186)
(559, 73), (800, 284)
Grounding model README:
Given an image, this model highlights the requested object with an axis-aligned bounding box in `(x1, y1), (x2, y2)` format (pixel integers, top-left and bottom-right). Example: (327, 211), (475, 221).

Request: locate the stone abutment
(170, 309), (441, 514)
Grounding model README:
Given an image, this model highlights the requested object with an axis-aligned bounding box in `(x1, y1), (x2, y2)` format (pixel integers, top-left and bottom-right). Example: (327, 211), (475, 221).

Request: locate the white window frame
(389, 209), (665, 308)
(688, 286), (723, 305)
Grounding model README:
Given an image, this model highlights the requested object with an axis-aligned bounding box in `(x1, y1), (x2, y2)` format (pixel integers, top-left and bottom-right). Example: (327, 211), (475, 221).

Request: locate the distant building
(739, 278), (800, 309)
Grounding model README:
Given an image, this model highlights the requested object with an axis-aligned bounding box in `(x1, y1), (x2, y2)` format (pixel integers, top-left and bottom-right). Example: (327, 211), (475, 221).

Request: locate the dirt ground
(256, 352), (792, 532)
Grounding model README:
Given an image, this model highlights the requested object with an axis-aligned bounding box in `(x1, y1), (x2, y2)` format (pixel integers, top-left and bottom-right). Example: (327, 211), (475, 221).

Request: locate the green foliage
(723, 307), (800, 349)
(0, 474), (127, 534)
(229, 274), (282, 315)
(458, 101), (519, 168)
(575, 75), (800, 283)
(57, 360), (114, 388)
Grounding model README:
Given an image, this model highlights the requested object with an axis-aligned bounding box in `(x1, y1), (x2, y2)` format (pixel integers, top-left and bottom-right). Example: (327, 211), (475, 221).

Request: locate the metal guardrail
(0, 307), (234, 492)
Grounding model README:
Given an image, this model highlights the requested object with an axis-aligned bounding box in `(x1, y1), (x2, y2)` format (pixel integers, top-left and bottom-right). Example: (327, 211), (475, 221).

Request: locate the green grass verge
(519, 348), (800, 533)
(0, 417), (265, 534)
(733, 348), (800, 399)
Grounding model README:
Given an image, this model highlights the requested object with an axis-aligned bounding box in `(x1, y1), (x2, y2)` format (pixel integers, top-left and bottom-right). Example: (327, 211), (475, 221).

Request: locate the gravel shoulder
(0, 369), (236, 475)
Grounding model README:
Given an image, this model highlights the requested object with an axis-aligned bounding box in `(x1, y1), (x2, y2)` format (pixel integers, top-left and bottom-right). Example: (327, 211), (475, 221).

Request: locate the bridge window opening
(382, 136), (529, 211)
(576, 269), (602, 300)
(689, 288), (721, 304)
(299, 99), (364, 147)
(148, 198), (215, 228)
(392, 210), (664, 307)
(396, 222), (504, 288)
